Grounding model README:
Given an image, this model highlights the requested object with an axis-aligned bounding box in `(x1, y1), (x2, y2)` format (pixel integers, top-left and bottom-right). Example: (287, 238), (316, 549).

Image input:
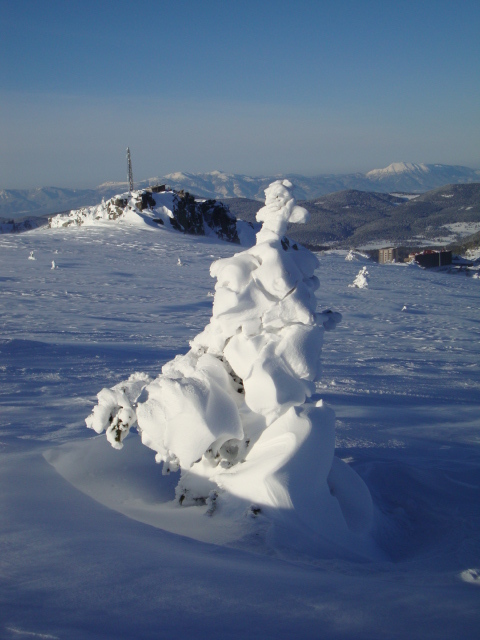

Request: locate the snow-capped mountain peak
(366, 162), (431, 179)
(3, 163), (480, 221)
(164, 171), (190, 181)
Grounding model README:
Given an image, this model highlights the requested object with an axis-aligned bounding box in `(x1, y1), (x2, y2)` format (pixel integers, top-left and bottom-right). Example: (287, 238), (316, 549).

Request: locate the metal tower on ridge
(126, 147), (134, 192)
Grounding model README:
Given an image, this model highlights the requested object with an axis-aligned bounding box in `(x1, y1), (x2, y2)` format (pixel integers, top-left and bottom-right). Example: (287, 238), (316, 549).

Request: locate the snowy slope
(1, 221), (480, 639)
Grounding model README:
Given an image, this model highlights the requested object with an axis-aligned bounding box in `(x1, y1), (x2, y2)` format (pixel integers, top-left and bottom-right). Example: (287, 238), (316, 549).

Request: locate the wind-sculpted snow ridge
(85, 180), (376, 557)
(48, 188), (255, 245)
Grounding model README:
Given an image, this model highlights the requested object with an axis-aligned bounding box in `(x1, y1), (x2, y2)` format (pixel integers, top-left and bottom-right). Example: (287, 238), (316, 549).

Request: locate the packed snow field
(1, 209), (480, 638)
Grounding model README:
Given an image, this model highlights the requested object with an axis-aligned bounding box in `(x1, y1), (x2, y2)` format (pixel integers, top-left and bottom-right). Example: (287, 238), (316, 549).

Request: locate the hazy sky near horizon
(1, 0), (480, 189)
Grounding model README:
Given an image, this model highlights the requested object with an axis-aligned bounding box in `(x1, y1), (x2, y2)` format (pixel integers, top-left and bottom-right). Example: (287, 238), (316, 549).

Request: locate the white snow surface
(389, 192), (420, 200)
(1, 185), (480, 638)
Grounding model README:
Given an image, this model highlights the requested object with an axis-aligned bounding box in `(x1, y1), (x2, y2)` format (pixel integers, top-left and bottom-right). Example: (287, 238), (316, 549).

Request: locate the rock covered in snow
(170, 192), (240, 243)
(49, 188), (246, 245)
(86, 179), (374, 548)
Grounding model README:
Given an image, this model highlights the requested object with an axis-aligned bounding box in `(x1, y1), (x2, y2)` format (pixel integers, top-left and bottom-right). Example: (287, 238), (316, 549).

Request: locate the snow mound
(71, 179), (376, 557)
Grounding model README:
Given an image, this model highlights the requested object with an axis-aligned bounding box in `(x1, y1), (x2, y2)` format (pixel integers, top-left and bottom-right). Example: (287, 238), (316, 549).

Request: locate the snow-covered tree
(86, 180), (374, 546)
(345, 250), (356, 261)
(349, 265), (369, 288)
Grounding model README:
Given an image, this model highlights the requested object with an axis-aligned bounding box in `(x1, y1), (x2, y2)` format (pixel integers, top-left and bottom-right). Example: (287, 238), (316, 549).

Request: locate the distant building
(414, 250), (452, 268)
(379, 247), (397, 264)
(146, 184), (166, 193)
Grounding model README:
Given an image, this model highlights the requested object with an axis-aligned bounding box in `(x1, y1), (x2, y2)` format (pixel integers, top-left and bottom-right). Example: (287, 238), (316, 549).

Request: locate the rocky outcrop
(46, 189), (242, 245)
(170, 192), (239, 243)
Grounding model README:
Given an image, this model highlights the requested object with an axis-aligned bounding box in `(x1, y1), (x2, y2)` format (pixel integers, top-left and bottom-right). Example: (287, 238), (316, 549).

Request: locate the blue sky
(1, 0), (479, 188)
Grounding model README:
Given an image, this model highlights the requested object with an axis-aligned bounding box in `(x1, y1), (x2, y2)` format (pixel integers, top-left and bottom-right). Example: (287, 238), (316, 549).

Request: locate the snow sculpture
(86, 180), (374, 548)
(349, 266), (369, 289)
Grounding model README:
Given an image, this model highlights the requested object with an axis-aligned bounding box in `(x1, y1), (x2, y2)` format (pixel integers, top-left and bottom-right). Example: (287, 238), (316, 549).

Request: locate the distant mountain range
(2, 163), (479, 220)
(225, 183), (480, 249)
(3, 180), (480, 253)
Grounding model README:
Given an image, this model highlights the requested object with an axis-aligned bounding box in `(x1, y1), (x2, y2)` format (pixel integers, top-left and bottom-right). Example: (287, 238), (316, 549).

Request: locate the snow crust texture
(86, 180), (373, 550)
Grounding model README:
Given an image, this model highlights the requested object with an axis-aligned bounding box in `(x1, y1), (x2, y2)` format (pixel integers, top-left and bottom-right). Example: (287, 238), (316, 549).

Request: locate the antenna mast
(126, 147), (134, 192)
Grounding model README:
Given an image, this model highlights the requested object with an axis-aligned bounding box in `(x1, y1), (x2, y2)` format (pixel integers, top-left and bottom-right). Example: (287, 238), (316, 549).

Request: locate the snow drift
(84, 180), (375, 555)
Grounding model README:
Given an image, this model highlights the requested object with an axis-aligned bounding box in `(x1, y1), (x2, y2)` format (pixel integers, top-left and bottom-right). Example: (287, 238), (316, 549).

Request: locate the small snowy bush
(345, 250), (356, 261)
(349, 266), (369, 289)
(86, 180), (374, 542)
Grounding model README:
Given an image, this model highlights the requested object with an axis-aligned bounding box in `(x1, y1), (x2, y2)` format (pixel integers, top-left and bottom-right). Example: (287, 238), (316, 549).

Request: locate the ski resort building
(379, 247), (397, 263)
(413, 250), (452, 268)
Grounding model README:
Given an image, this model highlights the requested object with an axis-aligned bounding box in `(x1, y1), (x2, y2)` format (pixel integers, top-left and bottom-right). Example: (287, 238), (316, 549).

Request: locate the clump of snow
(28, 251), (35, 260)
(349, 266), (369, 289)
(85, 180), (374, 551)
(86, 373), (152, 450)
(51, 260), (57, 270)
